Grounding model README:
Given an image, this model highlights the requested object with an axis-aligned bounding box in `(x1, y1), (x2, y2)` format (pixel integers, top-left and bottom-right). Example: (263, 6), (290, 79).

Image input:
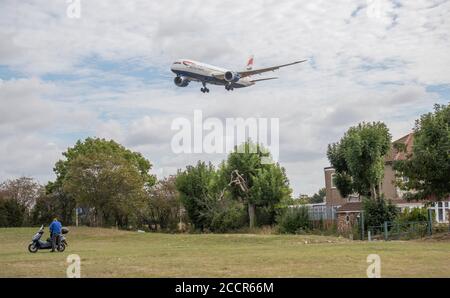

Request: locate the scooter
(28, 225), (69, 253)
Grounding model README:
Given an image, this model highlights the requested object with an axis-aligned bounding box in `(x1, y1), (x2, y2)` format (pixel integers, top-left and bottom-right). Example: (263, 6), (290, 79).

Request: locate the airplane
(170, 56), (307, 93)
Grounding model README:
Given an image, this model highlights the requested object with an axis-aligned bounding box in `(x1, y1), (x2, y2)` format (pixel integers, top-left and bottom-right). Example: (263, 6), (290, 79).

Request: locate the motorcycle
(28, 225), (69, 253)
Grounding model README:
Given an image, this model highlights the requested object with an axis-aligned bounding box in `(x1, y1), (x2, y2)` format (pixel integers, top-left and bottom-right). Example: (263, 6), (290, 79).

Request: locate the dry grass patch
(1, 227), (449, 277)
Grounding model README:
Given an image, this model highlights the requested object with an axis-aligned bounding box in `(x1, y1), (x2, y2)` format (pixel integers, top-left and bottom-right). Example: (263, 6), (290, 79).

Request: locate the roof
(385, 133), (414, 162)
(337, 202), (363, 213)
(336, 198), (450, 212)
(389, 198), (422, 205)
(336, 200), (422, 213)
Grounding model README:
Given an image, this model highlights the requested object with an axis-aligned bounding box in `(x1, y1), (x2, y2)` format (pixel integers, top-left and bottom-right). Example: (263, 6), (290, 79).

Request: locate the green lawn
(0, 227), (449, 277)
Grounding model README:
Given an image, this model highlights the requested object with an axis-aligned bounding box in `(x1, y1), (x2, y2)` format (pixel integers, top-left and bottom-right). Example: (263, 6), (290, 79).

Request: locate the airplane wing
(181, 76), (200, 82)
(238, 59), (307, 78)
(250, 77), (278, 82)
(212, 59), (306, 80)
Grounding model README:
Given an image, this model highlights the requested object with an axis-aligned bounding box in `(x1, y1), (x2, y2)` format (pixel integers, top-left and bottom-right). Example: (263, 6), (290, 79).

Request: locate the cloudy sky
(1, 0), (449, 196)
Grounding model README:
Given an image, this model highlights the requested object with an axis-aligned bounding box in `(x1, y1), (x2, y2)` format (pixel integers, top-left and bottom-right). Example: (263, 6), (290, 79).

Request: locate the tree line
(1, 103), (448, 233)
(0, 139), (292, 231)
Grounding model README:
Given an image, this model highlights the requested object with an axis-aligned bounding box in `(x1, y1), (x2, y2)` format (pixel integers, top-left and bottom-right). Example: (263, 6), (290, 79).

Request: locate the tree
(63, 151), (147, 227)
(277, 206), (311, 234)
(143, 176), (184, 231)
(31, 193), (59, 225)
(43, 183), (75, 225)
(363, 197), (398, 227)
(48, 137), (155, 227)
(248, 164), (292, 225)
(0, 177), (43, 225)
(175, 161), (247, 232)
(394, 104), (450, 201)
(327, 122), (391, 199)
(53, 138), (155, 188)
(0, 197), (26, 227)
(175, 142), (291, 231)
(310, 188), (326, 204)
(0, 177), (42, 212)
(175, 161), (219, 230)
(224, 141), (292, 228)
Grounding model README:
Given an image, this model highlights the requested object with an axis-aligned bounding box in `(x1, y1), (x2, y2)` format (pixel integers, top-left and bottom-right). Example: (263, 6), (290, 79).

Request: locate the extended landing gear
(225, 85), (234, 91)
(201, 82), (210, 93)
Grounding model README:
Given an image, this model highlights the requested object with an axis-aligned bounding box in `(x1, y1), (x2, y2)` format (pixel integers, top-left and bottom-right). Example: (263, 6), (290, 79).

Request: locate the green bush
(210, 201), (247, 233)
(363, 197), (398, 227)
(277, 206), (311, 234)
(396, 207), (429, 223)
(255, 205), (276, 226)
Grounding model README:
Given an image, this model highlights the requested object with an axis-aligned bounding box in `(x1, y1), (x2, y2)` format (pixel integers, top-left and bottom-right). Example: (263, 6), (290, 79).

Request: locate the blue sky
(0, 0), (449, 195)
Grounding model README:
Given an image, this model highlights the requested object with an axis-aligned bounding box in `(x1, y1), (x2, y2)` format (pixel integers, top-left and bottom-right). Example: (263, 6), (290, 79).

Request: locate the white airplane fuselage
(170, 57), (306, 93)
(170, 59), (254, 89)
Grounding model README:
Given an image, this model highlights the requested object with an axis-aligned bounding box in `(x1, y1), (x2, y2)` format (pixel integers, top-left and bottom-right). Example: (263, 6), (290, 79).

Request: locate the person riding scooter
(49, 218), (62, 252)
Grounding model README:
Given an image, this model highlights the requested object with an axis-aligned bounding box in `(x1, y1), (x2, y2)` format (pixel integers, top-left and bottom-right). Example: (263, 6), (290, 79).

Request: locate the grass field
(1, 227), (449, 277)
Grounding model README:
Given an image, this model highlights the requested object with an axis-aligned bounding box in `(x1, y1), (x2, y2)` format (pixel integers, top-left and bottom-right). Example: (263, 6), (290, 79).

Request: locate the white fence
(290, 204), (337, 221)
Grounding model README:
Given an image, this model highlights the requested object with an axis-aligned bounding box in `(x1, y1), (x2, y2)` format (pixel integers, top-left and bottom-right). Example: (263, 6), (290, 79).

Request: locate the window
(331, 173), (336, 188)
(433, 202), (449, 223)
(345, 214), (350, 224)
(438, 208), (444, 222)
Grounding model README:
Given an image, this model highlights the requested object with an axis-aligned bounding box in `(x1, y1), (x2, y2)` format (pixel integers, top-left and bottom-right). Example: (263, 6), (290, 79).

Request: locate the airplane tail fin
(246, 55), (254, 70)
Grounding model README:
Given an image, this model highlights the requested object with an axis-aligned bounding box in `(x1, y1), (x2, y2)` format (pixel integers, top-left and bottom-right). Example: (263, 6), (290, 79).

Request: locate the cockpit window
(173, 62), (181, 64)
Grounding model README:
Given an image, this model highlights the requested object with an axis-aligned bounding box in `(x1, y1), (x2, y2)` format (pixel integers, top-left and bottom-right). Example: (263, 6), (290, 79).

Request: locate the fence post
(427, 208), (433, 236)
(360, 211), (365, 241)
(384, 221), (388, 241)
(368, 230), (372, 242)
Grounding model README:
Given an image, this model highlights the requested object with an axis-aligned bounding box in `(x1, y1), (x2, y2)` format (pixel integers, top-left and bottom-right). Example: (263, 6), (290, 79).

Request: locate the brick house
(323, 133), (450, 233)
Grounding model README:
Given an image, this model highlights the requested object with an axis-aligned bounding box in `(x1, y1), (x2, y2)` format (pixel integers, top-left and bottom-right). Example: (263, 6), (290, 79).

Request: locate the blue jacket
(49, 220), (62, 235)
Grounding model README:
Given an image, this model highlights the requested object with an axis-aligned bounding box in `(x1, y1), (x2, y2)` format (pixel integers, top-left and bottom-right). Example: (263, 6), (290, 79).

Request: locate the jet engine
(174, 76), (190, 87)
(224, 71), (240, 83)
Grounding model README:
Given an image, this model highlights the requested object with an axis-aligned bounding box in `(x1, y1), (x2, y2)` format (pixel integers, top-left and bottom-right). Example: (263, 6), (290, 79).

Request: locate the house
(323, 133), (449, 233)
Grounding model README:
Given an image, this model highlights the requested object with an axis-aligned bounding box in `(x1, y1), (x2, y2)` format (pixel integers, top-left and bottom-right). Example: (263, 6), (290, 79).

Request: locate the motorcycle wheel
(28, 243), (38, 253)
(57, 243), (66, 252)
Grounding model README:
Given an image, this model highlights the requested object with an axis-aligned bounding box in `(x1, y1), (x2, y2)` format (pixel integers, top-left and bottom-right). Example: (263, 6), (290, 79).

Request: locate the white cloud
(0, 0), (449, 195)
(0, 78), (56, 133)
(0, 134), (61, 183)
